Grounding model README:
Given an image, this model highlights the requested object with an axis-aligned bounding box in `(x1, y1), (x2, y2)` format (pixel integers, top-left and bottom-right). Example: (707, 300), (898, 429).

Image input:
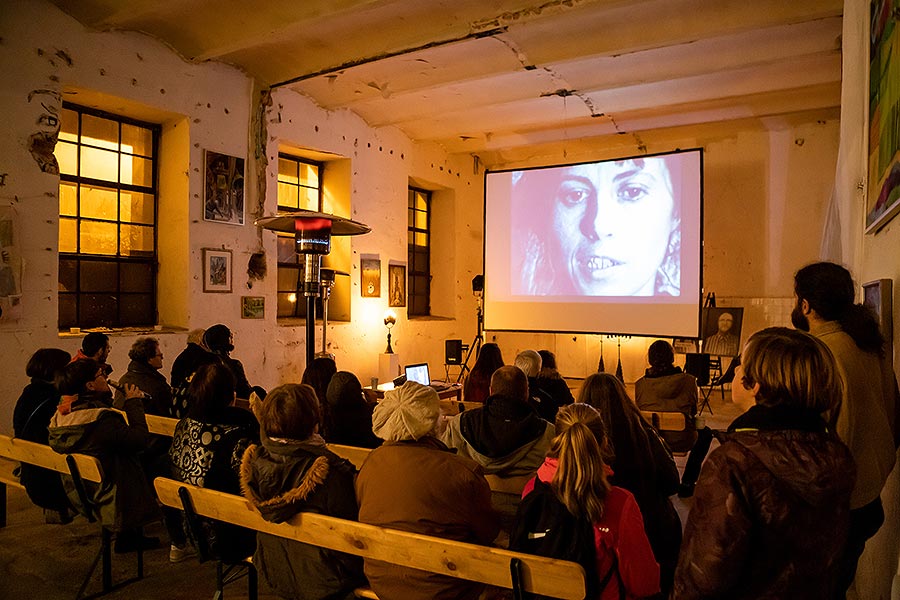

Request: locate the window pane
(277, 237), (298, 263)
(60, 182), (77, 216)
(413, 251), (428, 273)
(415, 232), (427, 246)
(60, 108), (78, 142)
(300, 187), (319, 211)
(278, 158), (299, 184)
(408, 210), (414, 227)
(121, 262), (154, 292)
(120, 191), (154, 224)
(277, 181), (299, 210)
(415, 192), (427, 210)
(79, 220), (117, 255)
(121, 124), (152, 157)
(415, 210), (427, 229)
(80, 260), (118, 292)
(58, 259), (77, 292)
(413, 275), (429, 293)
(121, 154), (153, 187)
(277, 266), (301, 292)
(412, 295), (428, 315)
(299, 163), (319, 188)
(120, 224), (154, 256)
(120, 293), (154, 325)
(80, 146), (119, 181)
(277, 292), (301, 318)
(57, 141), (78, 175)
(408, 231), (414, 245)
(58, 294), (77, 328)
(81, 114), (118, 150)
(59, 217), (78, 252)
(79, 293), (117, 327)
(80, 185), (118, 220)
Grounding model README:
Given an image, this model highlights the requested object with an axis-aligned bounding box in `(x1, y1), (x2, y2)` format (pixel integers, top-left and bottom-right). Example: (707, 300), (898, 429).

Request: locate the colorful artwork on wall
(868, 0), (900, 233)
(204, 150), (245, 225)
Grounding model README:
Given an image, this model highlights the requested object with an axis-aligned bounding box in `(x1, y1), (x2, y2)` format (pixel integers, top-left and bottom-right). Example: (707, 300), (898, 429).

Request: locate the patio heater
(256, 211), (370, 366)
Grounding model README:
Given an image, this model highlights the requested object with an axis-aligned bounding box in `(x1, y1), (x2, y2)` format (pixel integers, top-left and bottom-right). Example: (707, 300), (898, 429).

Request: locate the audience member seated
(204, 324), (252, 400)
(71, 331), (113, 376)
(241, 384), (364, 600)
(170, 328), (216, 393)
(673, 328), (855, 599)
(514, 349), (561, 423)
(13, 348), (75, 524)
(533, 349), (575, 414)
(513, 403), (660, 600)
(442, 365), (555, 477)
(634, 340), (699, 452)
(170, 363), (259, 563)
(114, 337), (172, 417)
(324, 371), (381, 449)
(357, 381), (499, 600)
(579, 373), (681, 596)
(48, 359), (161, 553)
(301, 356), (337, 437)
(463, 342), (504, 403)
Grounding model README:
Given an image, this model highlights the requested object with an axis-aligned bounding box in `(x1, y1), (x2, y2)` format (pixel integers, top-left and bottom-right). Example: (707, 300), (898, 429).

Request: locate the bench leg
(101, 528), (112, 592)
(247, 563), (258, 600)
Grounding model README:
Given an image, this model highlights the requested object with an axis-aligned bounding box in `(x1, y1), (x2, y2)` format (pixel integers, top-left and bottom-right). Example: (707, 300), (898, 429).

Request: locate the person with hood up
(240, 383), (364, 600)
(442, 365), (555, 477)
(204, 324), (252, 400)
(673, 327), (855, 599)
(356, 381), (499, 600)
(170, 328), (216, 393)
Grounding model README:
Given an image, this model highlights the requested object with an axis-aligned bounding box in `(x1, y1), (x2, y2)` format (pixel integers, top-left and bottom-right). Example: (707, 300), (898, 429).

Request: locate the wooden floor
(0, 393), (742, 600)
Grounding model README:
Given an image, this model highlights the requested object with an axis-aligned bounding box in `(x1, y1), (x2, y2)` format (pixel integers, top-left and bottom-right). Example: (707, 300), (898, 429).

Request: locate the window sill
(407, 314), (454, 322)
(58, 326), (188, 338)
(277, 318), (350, 327)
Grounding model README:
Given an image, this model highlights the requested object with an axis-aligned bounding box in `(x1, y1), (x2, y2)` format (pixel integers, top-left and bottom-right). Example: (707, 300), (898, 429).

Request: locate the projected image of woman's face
(551, 158), (676, 296)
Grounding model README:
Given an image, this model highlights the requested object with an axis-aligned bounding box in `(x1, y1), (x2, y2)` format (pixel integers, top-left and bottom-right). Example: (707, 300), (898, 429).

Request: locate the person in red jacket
(520, 403), (660, 600)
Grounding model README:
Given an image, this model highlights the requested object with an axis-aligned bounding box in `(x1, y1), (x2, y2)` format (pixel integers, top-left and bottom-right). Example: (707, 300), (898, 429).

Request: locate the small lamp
(384, 310), (397, 354)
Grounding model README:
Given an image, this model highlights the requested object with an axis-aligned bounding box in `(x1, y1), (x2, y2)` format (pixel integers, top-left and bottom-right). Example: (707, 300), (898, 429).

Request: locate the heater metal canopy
(255, 211), (371, 236)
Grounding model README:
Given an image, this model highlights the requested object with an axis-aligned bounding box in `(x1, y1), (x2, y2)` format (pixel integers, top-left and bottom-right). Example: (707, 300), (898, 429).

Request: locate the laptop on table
(404, 363), (451, 391)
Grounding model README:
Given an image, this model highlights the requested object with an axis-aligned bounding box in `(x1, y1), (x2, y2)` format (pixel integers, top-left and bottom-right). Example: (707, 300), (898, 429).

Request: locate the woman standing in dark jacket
(13, 348), (74, 522)
(673, 328), (855, 599)
(578, 372), (681, 597)
(463, 342), (504, 403)
(241, 384), (365, 600)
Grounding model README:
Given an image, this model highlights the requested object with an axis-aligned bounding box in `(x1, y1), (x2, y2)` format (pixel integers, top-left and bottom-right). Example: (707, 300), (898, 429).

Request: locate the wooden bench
(0, 434), (142, 600)
(154, 477), (587, 600)
(145, 414), (178, 437)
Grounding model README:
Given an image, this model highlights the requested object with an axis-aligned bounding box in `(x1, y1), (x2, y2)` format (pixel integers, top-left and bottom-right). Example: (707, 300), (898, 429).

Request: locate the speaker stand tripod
(456, 296), (484, 383)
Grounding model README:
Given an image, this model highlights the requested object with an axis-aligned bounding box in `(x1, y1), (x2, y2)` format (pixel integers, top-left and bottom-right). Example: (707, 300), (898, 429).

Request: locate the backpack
(509, 477), (623, 600)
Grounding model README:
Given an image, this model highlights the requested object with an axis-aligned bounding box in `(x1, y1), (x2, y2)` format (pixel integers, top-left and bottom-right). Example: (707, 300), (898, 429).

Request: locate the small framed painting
(241, 296), (265, 319)
(361, 257), (381, 298)
(388, 264), (406, 307)
(203, 248), (232, 293)
(204, 150), (245, 225)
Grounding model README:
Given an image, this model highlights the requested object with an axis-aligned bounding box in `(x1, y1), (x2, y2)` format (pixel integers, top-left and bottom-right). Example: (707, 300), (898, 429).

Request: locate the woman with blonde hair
(579, 373), (680, 596)
(673, 327), (854, 599)
(514, 403), (660, 600)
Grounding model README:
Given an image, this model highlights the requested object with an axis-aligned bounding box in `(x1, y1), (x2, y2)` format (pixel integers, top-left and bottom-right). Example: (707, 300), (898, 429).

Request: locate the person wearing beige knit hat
(357, 380), (500, 600)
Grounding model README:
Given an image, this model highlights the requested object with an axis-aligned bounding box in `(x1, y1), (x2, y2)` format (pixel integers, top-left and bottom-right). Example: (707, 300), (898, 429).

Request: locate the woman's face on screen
(551, 158), (676, 296)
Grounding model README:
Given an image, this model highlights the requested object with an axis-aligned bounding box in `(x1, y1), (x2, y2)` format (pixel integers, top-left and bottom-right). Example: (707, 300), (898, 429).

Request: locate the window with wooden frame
(276, 153), (322, 318)
(57, 103), (159, 329)
(408, 187), (431, 316)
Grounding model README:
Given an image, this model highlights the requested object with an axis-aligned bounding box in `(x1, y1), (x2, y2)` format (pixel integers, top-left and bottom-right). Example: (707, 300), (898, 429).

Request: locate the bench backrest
(0, 434), (103, 482)
(639, 410), (688, 432)
(154, 477), (585, 599)
(146, 414), (178, 437)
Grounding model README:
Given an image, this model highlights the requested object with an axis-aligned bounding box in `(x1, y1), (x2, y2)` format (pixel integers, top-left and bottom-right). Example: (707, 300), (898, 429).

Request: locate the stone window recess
(57, 103), (159, 329)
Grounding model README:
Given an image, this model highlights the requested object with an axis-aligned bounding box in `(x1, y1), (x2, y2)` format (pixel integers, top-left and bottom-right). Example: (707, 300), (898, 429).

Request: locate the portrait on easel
(701, 307), (743, 356)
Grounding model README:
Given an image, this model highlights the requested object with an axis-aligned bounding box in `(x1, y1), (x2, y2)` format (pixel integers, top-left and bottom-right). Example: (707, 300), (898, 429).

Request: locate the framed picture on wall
(862, 278), (893, 342)
(361, 257), (380, 298)
(867, 2), (900, 233)
(203, 248), (232, 293)
(241, 296), (265, 319)
(701, 307), (743, 357)
(388, 264), (406, 307)
(204, 150), (245, 225)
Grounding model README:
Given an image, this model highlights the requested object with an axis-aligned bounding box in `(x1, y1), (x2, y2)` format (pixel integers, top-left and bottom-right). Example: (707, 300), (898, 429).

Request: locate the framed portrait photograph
(203, 248), (232, 293)
(700, 307), (743, 357)
(204, 149), (245, 225)
(388, 264), (406, 307)
(862, 278), (893, 342)
(361, 257), (381, 298)
(241, 296), (265, 319)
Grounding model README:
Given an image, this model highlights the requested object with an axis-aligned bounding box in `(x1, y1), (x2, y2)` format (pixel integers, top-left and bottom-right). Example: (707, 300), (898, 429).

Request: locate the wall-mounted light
(384, 310), (397, 354)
